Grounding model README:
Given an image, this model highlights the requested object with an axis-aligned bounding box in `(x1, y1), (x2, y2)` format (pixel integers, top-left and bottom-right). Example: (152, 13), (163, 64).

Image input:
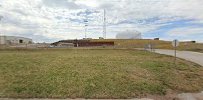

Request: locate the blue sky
(0, 0), (203, 43)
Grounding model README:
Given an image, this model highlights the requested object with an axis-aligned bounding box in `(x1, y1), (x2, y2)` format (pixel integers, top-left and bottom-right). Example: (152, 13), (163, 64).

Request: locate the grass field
(0, 49), (203, 98)
(1, 39), (203, 53)
(91, 39), (203, 53)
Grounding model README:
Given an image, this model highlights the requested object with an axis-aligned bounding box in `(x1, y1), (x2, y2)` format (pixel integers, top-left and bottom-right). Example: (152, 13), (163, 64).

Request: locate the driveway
(154, 49), (203, 66)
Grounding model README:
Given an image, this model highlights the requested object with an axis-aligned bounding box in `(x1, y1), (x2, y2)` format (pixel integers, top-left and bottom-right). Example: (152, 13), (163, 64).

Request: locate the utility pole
(103, 9), (106, 39)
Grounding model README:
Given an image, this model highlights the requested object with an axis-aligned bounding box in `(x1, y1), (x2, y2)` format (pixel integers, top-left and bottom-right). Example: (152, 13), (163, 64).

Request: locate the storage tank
(116, 30), (142, 39)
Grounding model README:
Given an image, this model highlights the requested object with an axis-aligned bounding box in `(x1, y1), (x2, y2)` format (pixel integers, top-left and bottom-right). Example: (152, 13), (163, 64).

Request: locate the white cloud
(167, 26), (203, 36)
(75, 0), (99, 8)
(0, 0), (203, 42)
(42, 0), (81, 9)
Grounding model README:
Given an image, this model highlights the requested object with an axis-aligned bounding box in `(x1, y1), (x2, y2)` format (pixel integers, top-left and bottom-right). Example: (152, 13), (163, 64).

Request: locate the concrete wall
(0, 36), (32, 45)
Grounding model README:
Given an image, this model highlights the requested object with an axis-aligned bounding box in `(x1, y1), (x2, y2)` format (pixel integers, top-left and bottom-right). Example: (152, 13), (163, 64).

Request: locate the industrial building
(0, 36), (32, 45)
(52, 39), (114, 47)
(116, 30), (142, 39)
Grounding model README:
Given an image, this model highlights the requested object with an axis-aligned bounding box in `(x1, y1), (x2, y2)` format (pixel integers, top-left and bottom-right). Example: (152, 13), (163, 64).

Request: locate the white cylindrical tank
(116, 30), (142, 39)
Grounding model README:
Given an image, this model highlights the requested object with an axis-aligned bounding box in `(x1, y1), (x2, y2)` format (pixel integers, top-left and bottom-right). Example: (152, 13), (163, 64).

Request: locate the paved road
(154, 49), (203, 100)
(154, 49), (203, 66)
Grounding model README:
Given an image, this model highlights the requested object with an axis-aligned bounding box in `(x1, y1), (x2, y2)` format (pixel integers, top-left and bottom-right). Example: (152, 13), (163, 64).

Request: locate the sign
(172, 39), (179, 47)
(172, 39), (179, 66)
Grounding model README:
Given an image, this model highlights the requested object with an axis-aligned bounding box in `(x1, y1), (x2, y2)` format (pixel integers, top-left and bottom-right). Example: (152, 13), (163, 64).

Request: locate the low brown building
(52, 39), (114, 47)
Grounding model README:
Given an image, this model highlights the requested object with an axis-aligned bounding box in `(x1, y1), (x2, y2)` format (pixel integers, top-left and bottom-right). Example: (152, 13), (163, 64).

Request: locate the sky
(0, 0), (203, 43)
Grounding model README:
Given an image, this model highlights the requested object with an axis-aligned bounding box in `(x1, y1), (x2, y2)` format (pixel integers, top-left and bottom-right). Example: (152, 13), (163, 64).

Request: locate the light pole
(0, 16), (3, 45)
(85, 24), (88, 39)
(84, 19), (88, 39)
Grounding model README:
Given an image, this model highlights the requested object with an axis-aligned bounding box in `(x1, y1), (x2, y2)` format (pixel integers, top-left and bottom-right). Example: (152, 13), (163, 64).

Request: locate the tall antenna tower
(84, 13), (88, 39)
(103, 9), (106, 39)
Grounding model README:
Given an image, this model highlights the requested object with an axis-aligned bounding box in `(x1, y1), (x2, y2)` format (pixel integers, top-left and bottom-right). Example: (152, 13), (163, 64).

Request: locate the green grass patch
(0, 49), (203, 98)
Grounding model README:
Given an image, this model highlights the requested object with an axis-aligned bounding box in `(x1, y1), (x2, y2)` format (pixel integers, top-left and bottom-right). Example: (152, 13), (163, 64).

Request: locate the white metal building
(116, 30), (142, 39)
(0, 36), (32, 45)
